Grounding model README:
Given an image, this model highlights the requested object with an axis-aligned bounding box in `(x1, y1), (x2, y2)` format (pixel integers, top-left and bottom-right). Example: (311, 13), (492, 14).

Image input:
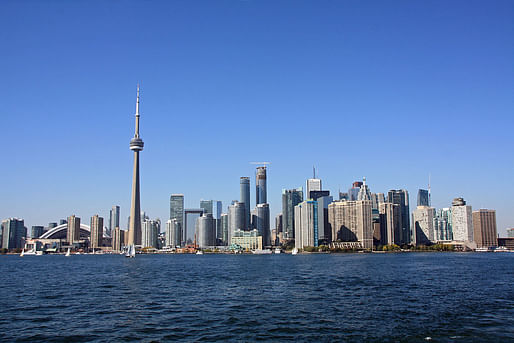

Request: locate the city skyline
(2, 1), (513, 235)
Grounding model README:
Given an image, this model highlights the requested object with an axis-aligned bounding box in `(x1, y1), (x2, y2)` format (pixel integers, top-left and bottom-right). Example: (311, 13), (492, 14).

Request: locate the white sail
(65, 248), (71, 257)
(126, 244), (135, 258)
(20, 249), (25, 257)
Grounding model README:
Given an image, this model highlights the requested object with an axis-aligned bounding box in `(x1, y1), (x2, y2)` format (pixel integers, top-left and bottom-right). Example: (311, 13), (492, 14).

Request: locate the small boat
(125, 244), (135, 258)
(23, 249), (38, 256)
(475, 247), (490, 252)
(274, 248), (281, 254)
(65, 248), (71, 257)
(291, 248), (298, 255)
(196, 250), (203, 255)
(252, 249), (272, 254)
(20, 249), (25, 257)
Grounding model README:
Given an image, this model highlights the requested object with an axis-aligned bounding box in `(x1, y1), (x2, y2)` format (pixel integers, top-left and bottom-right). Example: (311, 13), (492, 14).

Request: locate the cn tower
(128, 85), (144, 246)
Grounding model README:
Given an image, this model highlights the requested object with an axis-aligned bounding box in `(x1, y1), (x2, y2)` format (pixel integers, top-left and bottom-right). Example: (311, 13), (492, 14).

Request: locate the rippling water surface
(1, 253), (513, 342)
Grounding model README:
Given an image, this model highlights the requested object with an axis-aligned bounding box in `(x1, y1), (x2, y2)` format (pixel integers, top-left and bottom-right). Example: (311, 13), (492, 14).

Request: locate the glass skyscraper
(282, 187), (304, 240)
(170, 194), (184, 245)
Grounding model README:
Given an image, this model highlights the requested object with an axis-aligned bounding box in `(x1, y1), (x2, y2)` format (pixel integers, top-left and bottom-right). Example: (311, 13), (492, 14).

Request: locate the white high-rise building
(451, 198), (473, 242)
(412, 206), (436, 245)
(294, 200), (318, 249)
(142, 219), (159, 248)
(166, 219), (180, 248)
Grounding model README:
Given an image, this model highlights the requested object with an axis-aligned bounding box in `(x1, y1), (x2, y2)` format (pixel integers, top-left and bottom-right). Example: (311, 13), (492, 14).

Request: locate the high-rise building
(228, 202), (245, 243)
(281, 187), (303, 240)
(378, 202), (401, 246)
(240, 177), (251, 229)
(275, 213), (283, 245)
(1, 218), (26, 250)
(357, 177), (372, 201)
(220, 213), (229, 245)
(90, 215), (104, 250)
(433, 208), (452, 241)
(371, 193), (385, 210)
(451, 198), (473, 242)
(473, 209), (497, 248)
(67, 215), (80, 244)
(128, 86), (144, 246)
(200, 200), (222, 242)
(417, 189), (429, 207)
(109, 206), (120, 237)
(309, 190), (330, 201)
(255, 203), (270, 247)
(508, 228), (514, 238)
(200, 200), (213, 215)
(328, 200), (373, 249)
(184, 209), (203, 244)
(306, 177), (322, 199)
(317, 196), (333, 243)
(387, 190), (410, 244)
(112, 227), (122, 252)
(348, 181), (362, 201)
(142, 219), (159, 248)
(412, 206), (436, 245)
(165, 219), (180, 248)
(255, 166), (267, 205)
(170, 194), (184, 245)
(294, 200), (318, 249)
(31, 226), (44, 239)
(196, 214), (215, 248)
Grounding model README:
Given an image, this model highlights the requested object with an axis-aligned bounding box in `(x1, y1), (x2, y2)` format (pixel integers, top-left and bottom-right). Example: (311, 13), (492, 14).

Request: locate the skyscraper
(220, 213), (229, 245)
(165, 219), (180, 248)
(473, 209), (497, 248)
(357, 177), (372, 201)
(142, 219), (159, 248)
(434, 208), (452, 241)
(387, 190), (410, 245)
(1, 218), (26, 250)
(412, 206), (436, 245)
(255, 203), (270, 247)
(112, 227), (122, 252)
(348, 181), (362, 201)
(196, 214), (215, 248)
(90, 215), (104, 250)
(451, 198), (473, 242)
(170, 194), (184, 245)
(417, 189), (429, 207)
(109, 206), (120, 237)
(228, 202), (245, 243)
(31, 226), (44, 239)
(281, 187), (304, 240)
(378, 202), (401, 245)
(306, 169), (322, 199)
(200, 200), (213, 215)
(67, 215), (80, 244)
(240, 177), (250, 229)
(328, 200), (373, 249)
(317, 195), (333, 243)
(294, 200), (318, 249)
(128, 86), (144, 246)
(255, 166), (267, 205)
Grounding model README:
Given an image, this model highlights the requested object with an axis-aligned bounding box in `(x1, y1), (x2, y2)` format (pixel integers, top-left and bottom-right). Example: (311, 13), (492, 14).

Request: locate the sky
(1, 0), (513, 235)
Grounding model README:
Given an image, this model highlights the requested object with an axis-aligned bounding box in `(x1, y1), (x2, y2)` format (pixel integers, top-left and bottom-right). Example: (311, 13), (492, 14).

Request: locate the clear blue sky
(2, 0), (513, 235)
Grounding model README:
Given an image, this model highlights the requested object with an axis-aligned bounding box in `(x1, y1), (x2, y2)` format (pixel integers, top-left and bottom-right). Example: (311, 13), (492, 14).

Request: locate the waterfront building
(90, 215), (104, 250)
(451, 198), (473, 242)
(128, 86), (144, 246)
(228, 202), (245, 243)
(507, 228), (514, 238)
(255, 203), (270, 246)
(230, 229), (262, 251)
(112, 227), (122, 252)
(142, 219), (159, 248)
(473, 209), (497, 248)
(378, 202), (401, 245)
(165, 219), (180, 248)
(67, 215), (80, 244)
(31, 226), (44, 239)
(387, 189), (410, 245)
(417, 189), (429, 207)
(196, 213), (215, 248)
(255, 166), (267, 205)
(433, 208), (452, 241)
(412, 206), (436, 245)
(348, 181), (362, 201)
(328, 200), (373, 249)
(294, 200), (318, 249)
(240, 177), (251, 229)
(282, 187), (303, 240)
(1, 218), (26, 249)
(317, 195), (333, 243)
(498, 237), (514, 250)
(220, 213), (229, 245)
(170, 194), (184, 245)
(357, 177), (372, 201)
(109, 205), (120, 237)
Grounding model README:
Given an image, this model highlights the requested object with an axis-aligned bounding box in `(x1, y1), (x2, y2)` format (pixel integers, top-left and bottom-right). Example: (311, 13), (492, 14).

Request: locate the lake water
(0, 253), (513, 342)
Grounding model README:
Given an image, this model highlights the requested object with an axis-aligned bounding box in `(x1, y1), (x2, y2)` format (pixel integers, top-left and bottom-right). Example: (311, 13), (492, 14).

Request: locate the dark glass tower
(387, 189), (410, 245)
(240, 177), (250, 229)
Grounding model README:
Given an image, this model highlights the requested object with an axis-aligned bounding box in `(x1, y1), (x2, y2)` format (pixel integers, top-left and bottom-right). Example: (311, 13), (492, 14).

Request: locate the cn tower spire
(135, 84), (140, 138)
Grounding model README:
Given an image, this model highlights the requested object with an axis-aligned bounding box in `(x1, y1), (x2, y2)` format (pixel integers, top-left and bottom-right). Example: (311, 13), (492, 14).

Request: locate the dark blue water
(1, 253), (513, 342)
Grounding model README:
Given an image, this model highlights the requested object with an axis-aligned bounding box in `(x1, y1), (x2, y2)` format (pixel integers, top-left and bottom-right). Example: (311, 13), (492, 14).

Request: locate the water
(1, 253), (513, 342)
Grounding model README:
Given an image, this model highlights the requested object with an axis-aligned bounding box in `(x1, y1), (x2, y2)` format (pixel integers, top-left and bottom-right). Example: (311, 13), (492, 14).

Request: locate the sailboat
(291, 248), (299, 255)
(125, 244), (135, 258)
(65, 248), (71, 257)
(20, 249), (25, 257)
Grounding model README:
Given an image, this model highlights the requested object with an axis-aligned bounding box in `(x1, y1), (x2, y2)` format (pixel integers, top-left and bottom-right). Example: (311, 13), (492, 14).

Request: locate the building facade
(165, 219), (180, 248)
(142, 219), (159, 248)
(282, 187), (303, 240)
(255, 166), (267, 205)
(228, 202), (246, 243)
(231, 229), (262, 251)
(196, 214), (215, 248)
(255, 203), (270, 247)
(473, 209), (497, 248)
(170, 194), (184, 245)
(412, 206), (436, 245)
(451, 198), (473, 242)
(417, 189), (429, 207)
(328, 200), (373, 249)
(387, 189), (410, 245)
(67, 215), (80, 244)
(240, 177), (251, 229)
(1, 218), (26, 250)
(294, 200), (318, 249)
(378, 202), (401, 245)
(90, 215), (104, 250)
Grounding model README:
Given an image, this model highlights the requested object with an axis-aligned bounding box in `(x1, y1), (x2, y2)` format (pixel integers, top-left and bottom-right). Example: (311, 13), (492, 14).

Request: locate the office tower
(170, 194), (184, 245)
(255, 166), (267, 205)
(433, 208), (452, 241)
(228, 202), (245, 243)
(142, 219), (159, 248)
(200, 200), (213, 215)
(282, 187), (303, 240)
(378, 202), (401, 245)
(128, 86), (144, 246)
(90, 215), (104, 250)
(294, 200), (318, 249)
(201, 200), (222, 242)
(317, 196), (333, 243)
(112, 227), (122, 252)
(109, 206), (120, 237)
(508, 228), (514, 238)
(240, 177), (251, 229)
(309, 190), (330, 201)
(67, 215), (80, 244)
(196, 214), (215, 248)
(255, 203), (270, 247)
(184, 209), (203, 244)
(412, 206), (436, 245)
(275, 213), (283, 245)
(306, 168), (322, 199)
(451, 198), (473, 242)
(1, 218), (26, 250)
(387, 190), (410, 245)
(165, 219), (180, 248)
(357, 177), (372, 201)
(417, 189), (429, 207)
(328, 200), (373, 249)
(31, 226), (44, 239)
(473, 209), (497, 248)
(348, 181), (362, 201)
(339, 192), (349, 201)
(371, 193), (385, 210)
(220, 213), (229, 245)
